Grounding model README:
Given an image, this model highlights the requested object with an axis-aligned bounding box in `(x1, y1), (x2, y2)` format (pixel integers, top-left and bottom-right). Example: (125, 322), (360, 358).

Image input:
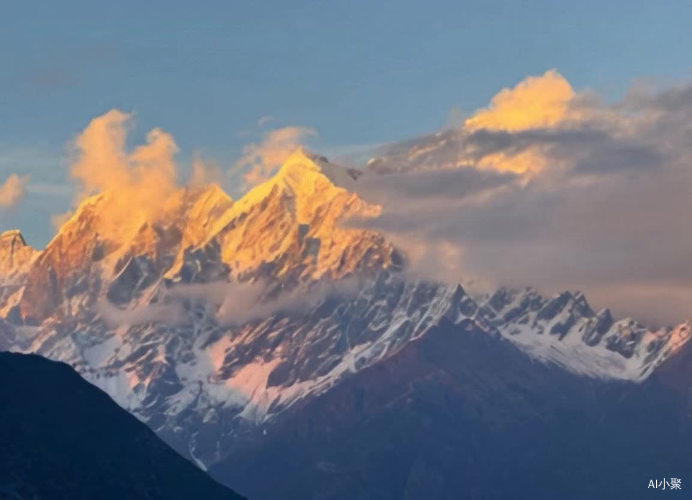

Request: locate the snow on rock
(0, 151), (688, 468)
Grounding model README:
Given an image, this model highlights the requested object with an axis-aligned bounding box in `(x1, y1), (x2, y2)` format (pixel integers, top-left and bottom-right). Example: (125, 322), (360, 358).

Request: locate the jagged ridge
(3, 149), (395, 322)
(0, 150), (688, 472)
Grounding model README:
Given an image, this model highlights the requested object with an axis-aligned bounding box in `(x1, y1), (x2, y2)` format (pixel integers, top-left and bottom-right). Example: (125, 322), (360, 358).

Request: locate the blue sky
(2, 0), (692, 245)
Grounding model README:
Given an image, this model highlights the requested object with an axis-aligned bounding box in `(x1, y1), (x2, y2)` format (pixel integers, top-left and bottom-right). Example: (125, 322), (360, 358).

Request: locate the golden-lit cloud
(351, 72), (692, 323)
(462, 70), (578, 175)
(71, 109), (178, 197)
(67, 109), (182, 240)
(0, 174), (29, 207)
(474, 149), (550, 175)
(464, 70), (576, 132)
(368, 71), (583, 176)
(234, 126), (316, 187)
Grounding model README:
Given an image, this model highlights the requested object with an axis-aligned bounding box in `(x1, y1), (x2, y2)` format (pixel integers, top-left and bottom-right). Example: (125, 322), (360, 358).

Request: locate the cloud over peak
(464, 70), (577, 132)
(62, 109), (184, 241)
(343, 71), (692, 324)
(234, 126), (317, 187)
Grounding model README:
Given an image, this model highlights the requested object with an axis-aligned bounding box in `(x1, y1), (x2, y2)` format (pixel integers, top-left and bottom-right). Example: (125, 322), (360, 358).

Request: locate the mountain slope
(210, 319), (692, 500)
(9, 273), (688, 471)
(0, 351), (243, 500)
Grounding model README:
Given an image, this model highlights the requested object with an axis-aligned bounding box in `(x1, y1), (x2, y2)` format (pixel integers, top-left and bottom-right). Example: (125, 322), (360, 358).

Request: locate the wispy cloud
(233, 126), (317, 187)
(100, 278), (360, 328)
(98, 299), (184, 328)
(25, 183), (72, 197)
(0, 174), (29, 207)
(257, 115), (276, 127)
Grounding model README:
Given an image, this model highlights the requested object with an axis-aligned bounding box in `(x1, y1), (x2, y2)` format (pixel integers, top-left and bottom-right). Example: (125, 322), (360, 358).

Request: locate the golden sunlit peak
(233, 148), (335, 213)
(0, 229), (28, 247)
(185, 182), (234, 210)
(275, 148), (325, 177)
(0, 228), (37, 279)
(274, 148), (331, 191)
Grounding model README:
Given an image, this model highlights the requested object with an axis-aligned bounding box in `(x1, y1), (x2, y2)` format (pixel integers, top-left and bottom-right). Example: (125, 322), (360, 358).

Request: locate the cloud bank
(340, 71), (692, 325)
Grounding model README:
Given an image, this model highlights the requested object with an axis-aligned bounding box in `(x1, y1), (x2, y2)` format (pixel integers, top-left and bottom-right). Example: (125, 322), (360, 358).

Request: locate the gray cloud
(331, 79), (692, 326)
(97, 300), (184, 328)
(99, 278), (361, 328)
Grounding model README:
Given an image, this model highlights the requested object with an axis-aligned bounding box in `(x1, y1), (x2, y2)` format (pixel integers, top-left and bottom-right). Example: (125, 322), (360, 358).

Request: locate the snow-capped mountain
(7, 150), (393, 323)
(0, 149), (689, 483)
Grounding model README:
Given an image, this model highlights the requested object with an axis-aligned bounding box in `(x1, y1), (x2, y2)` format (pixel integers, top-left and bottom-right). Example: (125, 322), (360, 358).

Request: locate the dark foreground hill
(210, 319), (692, 500)
(0, 352), (244, 500)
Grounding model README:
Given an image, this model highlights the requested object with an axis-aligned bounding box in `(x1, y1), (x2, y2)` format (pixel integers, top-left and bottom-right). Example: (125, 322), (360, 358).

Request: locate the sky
(1, 1), (692, 323)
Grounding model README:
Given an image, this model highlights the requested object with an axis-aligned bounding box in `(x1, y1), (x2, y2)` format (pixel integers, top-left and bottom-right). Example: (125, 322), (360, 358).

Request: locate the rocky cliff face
(0, 230), (38, 319)
(0, 230), (36, 275)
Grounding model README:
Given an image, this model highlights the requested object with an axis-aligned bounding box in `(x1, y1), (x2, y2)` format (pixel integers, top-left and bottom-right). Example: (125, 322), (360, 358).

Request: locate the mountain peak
(276, 148), (326, 175)
(13, 150), (395, 320)
(0, 229), (28, 247)
(0, 229), (37, 279)
(206, 149), (393, 279)
(230, 148), (336, 221)
(180, 183), (234, 242)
